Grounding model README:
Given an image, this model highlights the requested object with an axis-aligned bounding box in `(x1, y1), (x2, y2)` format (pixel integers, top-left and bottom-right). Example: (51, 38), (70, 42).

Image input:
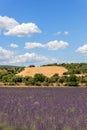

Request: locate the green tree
(25, 77), (35, 86)
(29, 65), (35, 67)
(50, 73), (59, 83)
(34, 73), (46, 82)
(65, 74), (78, 86)
(58, 76), (65, 84)
(11, 76), (23, 83)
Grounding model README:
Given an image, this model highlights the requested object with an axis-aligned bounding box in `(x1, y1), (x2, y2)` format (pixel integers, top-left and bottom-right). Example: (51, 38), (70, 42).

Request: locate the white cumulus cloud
(25, 42), (44, 49)
(25, 40), (69, 50)
(0, 46), (13, 61)
(4, 23), (41, 37)
(0, 46), (58, 65)
(0, 16), (41, 37)
(46, 40), (69, 50)
(76, 44), (87, 55)
(10, 43), (19, 48)
(9, 53), (57, 66)
(0, 48), (58, 66)
(0, 16), (19, 30)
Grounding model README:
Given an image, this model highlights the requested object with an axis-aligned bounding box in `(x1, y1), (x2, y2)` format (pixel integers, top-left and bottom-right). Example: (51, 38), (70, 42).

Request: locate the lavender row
(0, 87), (87, 130)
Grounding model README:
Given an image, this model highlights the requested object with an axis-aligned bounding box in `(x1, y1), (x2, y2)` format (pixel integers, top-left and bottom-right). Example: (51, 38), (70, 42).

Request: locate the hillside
(0, 63), (87, 86)
(17, 66), (68, 77)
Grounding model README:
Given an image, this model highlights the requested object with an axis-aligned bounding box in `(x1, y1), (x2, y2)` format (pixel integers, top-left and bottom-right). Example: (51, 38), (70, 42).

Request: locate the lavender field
(0, 87), (87, 130)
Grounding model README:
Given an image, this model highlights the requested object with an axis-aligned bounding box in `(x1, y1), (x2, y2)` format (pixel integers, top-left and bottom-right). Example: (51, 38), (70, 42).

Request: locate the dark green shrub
(34, 73), (46, 82)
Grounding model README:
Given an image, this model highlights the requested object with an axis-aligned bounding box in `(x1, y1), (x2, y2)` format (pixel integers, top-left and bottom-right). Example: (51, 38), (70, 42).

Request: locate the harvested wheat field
(17, 66), (68, 77)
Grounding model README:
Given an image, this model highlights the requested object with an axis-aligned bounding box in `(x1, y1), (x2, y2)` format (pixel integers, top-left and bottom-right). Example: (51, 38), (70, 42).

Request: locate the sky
(0, 0), (87, 66)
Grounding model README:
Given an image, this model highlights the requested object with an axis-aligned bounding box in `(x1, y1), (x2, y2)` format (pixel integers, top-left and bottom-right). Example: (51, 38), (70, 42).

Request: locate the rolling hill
(17, 66), (68, 77)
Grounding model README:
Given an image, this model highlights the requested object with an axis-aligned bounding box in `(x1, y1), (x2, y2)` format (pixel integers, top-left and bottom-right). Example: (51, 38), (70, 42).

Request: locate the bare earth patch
(17, 66), (68, 77)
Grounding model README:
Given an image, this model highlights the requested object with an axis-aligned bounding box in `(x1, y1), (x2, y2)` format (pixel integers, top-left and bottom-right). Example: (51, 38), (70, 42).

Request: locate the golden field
(17, 66), (68, 77)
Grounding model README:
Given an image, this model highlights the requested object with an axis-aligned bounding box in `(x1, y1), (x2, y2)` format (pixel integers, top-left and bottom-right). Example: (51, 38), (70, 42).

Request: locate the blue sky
(0, 0), (87, 66)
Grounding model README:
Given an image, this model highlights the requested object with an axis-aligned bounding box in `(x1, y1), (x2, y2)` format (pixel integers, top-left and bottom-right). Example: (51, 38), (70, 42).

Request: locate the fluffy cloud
(4, 23), (41, 37)
(10, 43), (19, 48)
(24, 42), (44, 49)
(76, 44), (87, 54)
(0, 16), (18, 30)
(0, 46), (57, 65)
(9, 53), (57, 65)
(0, 46), (13, 61)
(0, 16), (41, 37)
(46, 40), (69, 50)
(25, 40), (69, 50)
